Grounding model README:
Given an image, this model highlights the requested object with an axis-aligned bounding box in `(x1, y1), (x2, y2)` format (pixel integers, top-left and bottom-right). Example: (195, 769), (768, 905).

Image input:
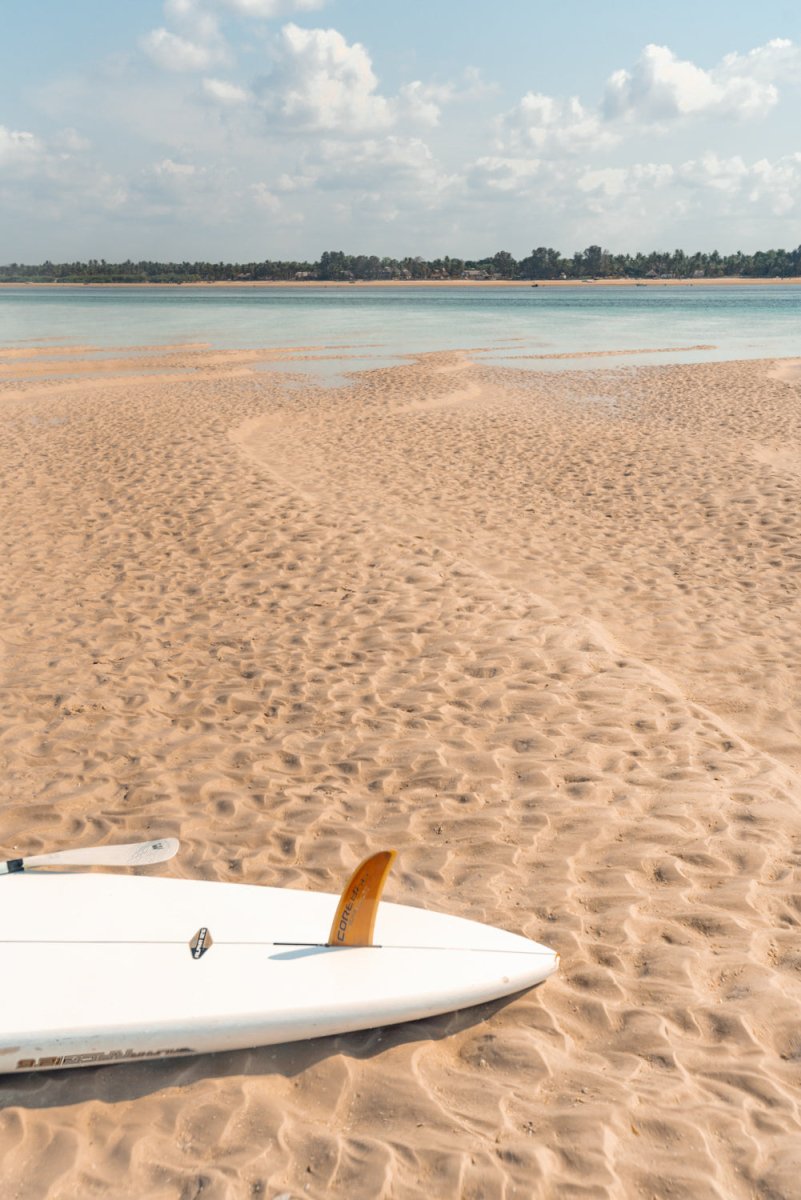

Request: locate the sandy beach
(3, 276), (801, 288)
(1, 343), (800, 1199)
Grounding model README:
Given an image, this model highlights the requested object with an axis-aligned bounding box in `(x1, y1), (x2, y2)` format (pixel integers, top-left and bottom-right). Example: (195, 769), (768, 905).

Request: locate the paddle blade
(327, 850), (396, 948)
(0, 838), (180, 874)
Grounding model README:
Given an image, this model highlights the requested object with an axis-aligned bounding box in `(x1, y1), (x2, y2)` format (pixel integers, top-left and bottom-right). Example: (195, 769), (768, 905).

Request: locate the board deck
(0, 872), (558, 1073)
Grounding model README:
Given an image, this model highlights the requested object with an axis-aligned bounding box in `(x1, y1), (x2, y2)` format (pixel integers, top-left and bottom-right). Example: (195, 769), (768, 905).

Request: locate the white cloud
(603, 43), (778, 123)
(202, 77), (249, 103)
(315, 135), (452, 196)
(678, 152), (748, 192)
(142, 27), (222, 71)
(677, 151), (801, 214)
(567, 151), (801, 230)
(578, 162), (674, 198)
(720, 38), (801, 83)
(142, 1), (229, 71)
(746, 153), (801, 214)
(250, 181), (282, 209)
(9, 18), (801, 260)
(153, 157), (198, 177)
(398, 81), (449, 127)
(498, 92), (617, 156)
(397, 71), (498, 126)
(0, 122), (130, 223)
(467, 156), (542, 193)
(0, 122), (99, 188)
(129, 157), (243, 223)
(457, 67), (500, 101)
(248, 134), (456, 230)
(249, 180), (305, 228)
(261, 23), (392, 132)
(53, 127), (92, 153)
(197, 23), (467, 134)
(164, 0), (223, 43)
(0, 126), (46, 168)
(96, 176), (129, 210)
(275, 167), (320, 191)
(366, 136), (431, 171)
(493, 38), (798, 166)
(219, 0), (327, 14)
(140, 6), (501, 146)
(333, 190), (400, 225)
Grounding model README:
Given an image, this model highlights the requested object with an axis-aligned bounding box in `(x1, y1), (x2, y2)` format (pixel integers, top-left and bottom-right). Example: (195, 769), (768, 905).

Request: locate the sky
(2, 0), (801, 262)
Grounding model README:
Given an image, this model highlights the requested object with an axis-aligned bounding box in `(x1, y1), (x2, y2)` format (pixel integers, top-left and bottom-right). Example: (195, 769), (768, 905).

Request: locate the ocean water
(1, 284), (799, 377)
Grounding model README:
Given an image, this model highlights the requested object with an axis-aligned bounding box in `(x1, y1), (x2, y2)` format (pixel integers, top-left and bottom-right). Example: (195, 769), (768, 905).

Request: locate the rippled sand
(1, 345), (800, 1199)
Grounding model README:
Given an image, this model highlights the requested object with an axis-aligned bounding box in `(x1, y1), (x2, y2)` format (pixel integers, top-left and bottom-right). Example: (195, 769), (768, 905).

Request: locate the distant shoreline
(2, 276), (801, 289)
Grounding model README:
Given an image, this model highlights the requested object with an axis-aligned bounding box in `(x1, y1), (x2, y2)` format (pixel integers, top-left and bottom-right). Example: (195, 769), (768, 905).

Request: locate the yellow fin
(327, 850), (397, 948)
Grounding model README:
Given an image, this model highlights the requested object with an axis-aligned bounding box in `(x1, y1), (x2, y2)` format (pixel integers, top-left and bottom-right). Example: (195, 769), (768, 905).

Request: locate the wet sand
(1, 344), (800, 1199)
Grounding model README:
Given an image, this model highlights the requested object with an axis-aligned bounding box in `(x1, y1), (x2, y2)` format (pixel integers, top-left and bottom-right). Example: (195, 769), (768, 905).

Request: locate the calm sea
(1, 284), (799, 377)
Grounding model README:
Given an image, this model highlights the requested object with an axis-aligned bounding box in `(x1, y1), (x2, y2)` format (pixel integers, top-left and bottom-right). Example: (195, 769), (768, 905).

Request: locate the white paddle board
(0, 853), (558, 1073)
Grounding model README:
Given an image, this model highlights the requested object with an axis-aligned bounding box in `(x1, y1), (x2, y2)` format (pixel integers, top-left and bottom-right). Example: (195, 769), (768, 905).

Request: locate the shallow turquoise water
(1, 284), (799, 375)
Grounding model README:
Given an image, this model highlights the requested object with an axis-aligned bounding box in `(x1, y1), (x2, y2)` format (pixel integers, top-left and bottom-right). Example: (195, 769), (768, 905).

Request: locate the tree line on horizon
(2, 244), (801, 284)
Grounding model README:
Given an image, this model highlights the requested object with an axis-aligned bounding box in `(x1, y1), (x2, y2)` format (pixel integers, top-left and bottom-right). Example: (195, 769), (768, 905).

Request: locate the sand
(3, 277), (801, 288)
(1, 343), (800, 1199)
